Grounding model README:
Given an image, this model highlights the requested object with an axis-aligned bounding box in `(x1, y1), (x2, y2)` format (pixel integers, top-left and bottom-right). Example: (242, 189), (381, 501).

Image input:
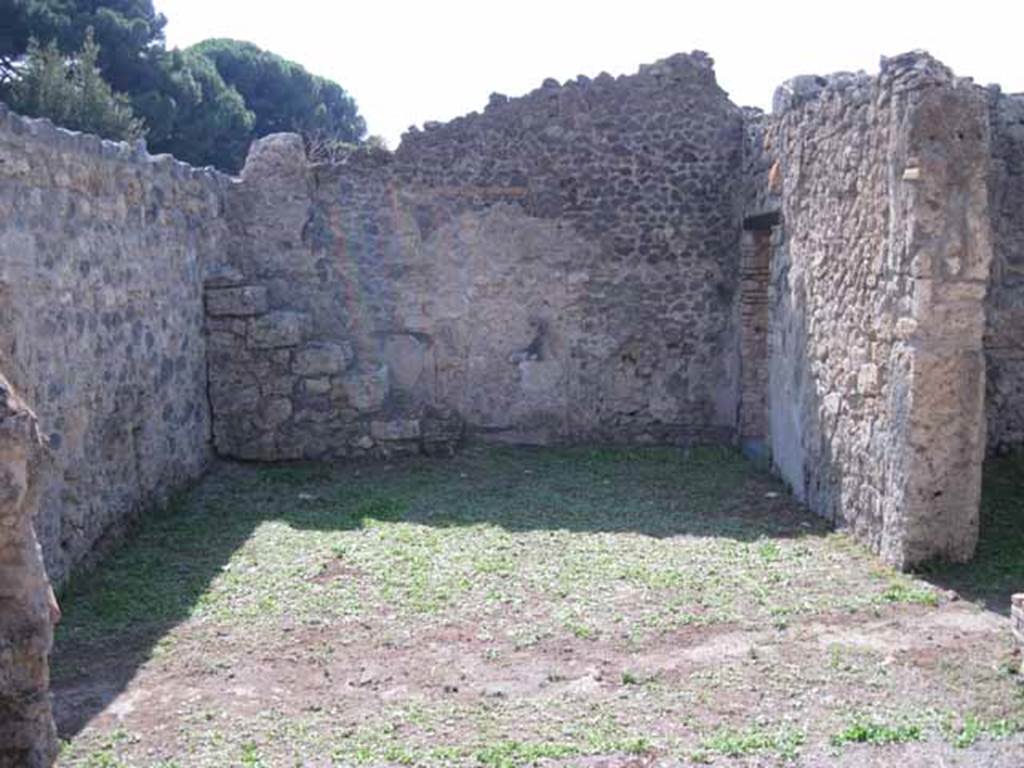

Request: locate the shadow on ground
(919, 451), (1024, 616)
(51, 443), (823, 739)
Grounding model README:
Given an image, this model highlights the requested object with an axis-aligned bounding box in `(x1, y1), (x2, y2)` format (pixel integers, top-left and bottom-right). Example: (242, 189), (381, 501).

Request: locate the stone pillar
(0, 374), (57, 767)
(766, 53), (993, 569)
(887, 84), (993, 567)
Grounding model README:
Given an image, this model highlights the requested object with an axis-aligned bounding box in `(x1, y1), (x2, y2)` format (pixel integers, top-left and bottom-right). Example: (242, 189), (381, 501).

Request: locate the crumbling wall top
(771, 50), (969, 114)
(397, 50), (731, 152)
(0, 101), (229, 186)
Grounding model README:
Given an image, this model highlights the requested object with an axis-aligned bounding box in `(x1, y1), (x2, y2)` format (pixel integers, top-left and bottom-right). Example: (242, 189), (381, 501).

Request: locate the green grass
(943, 714), (1022, 748)
(693, 725), (806, 761)
(876, 581), (940, 607)
(830, 716), (923, 747)
(474, 740), (580, 767)
(52, 445), (1024, 766)
(58, 444), (866, 648)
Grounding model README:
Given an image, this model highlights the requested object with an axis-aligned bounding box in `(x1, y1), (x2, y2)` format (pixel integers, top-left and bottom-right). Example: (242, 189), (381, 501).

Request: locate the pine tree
(8, 28), (146, 142)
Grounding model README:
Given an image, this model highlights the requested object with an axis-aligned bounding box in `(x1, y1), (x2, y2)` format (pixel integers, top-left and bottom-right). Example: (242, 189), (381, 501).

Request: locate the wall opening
(737, 214), (778, 466)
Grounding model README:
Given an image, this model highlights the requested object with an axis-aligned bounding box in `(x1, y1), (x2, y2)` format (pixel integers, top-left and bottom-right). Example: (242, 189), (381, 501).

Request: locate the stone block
(518, 360), (563, 394)
(262, 375), (297, 397)
(205, 285), (268, 317)
(248, 312), (309, 349)
(292, 341), (354, 376)
(370, 418), (421, 441)
(203, 265), (246, 289)
(303, 377), (332, 396)
(421, 408), (465, 455)
(257, 397), (292, 429)
(382, 333), (428, 392)
(857, 363), (880, 395)
(351, 434), (375, 451)
(211, 384), (260, 414)
(339, 365), (390, 412)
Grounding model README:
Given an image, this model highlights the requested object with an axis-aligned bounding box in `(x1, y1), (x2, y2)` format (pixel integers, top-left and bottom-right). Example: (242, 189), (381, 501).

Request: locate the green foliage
(943, 714), (1021, 748)
(474, 740), (580, 768)
(877, 580), (940, 607)
(1, 2), (366, 172)
(189, 38), (365, 147)
(830, 717), (923, 747)
(7, 28), (145, 141)
(693, 726), (806, 761)
(137, 49), (255, 170)
(0, 0), (166, 93)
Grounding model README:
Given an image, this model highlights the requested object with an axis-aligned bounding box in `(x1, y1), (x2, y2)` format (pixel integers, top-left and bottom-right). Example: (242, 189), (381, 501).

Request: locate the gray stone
(0, 106), (221, 585)
(241, 133), (308, 182)
(258, 397), (292, 429)
(382, 334), (428, 392)
(421, 408), (465, 456)
(370, 418), (421, 441)
(5, 48), (1024, 765)
(248, 312), (308, 349)
(762, 54), (992, 568)
(303, 377), (332, 396)
(351, 435), (375, 450)
(292, 342), (354, 376)
(203, 265), (246, 288)
(205, 286), (268, 317)
(340, 365), (390, 412)
(772, 74), (828, 113)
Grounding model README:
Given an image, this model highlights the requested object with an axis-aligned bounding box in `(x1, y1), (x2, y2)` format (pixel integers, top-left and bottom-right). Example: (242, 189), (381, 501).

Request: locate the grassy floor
(52, 445), (1024, 767)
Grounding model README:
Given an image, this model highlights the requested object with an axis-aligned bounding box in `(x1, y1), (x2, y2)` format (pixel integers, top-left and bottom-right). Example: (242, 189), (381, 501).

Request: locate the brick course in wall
(737, 227), (772, 460)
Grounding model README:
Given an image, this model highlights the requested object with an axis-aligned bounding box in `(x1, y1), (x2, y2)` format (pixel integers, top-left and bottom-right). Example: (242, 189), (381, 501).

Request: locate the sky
(157, 0), (1024, 150)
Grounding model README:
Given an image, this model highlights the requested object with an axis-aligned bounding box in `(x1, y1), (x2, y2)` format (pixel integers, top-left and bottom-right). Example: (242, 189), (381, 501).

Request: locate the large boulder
(0, 374), (57, 767)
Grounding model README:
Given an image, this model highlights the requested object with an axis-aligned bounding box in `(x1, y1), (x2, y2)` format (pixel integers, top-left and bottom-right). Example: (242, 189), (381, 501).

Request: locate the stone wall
(765, 53), (992, 568)
(986, 91), (1024, 452)
(207, 52), (747, 460)
(0, 105), (227, 583)
(0, 48), (1018, 582)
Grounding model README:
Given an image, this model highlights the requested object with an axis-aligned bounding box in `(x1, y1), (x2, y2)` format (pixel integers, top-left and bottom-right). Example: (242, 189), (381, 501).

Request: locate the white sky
(157, 0), (1024, 150)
